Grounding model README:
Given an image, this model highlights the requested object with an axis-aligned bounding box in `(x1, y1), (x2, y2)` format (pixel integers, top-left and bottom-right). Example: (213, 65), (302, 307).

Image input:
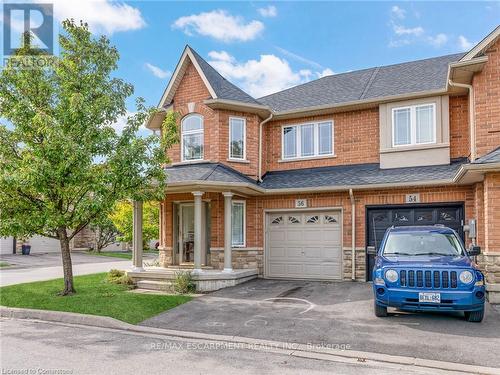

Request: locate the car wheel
(464, 309), (484, 322)
(374, 301), (388, 317)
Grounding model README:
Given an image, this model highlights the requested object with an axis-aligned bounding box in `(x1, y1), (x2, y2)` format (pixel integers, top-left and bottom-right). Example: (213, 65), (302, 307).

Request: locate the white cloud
(388, 38), (411, 48)
(145, 63), (170, 79)
(316, 68), (334, 78)
(275, 46), (323, 69)
(393, 24), (424, 36)
(427, 33), (448, 47)
(391, 5), (406, 19)
(41, 0), (145, 34)
(207, 50), (334, 97)
(458, 35), (474, 51)
(112, 111), (149, 137)
(172, 10), (264, 42)
(258, 5), (278, 18)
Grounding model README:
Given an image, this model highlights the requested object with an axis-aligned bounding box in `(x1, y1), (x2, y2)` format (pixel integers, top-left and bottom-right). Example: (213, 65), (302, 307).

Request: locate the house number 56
(295, 199), (307, 208)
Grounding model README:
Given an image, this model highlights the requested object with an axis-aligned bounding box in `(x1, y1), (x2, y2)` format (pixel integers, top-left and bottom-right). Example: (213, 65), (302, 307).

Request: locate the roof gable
(158, 46), (258, 108)
(460, 25), (500, 61)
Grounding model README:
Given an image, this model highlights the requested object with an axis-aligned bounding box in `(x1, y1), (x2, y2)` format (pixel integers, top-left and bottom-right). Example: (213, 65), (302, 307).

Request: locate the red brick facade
(158, 45), (500, 293)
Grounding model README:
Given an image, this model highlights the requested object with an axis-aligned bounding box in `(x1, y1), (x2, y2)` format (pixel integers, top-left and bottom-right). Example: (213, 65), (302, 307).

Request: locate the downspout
(258, 112), (274, 182)
(349, 189), (356, 281)
(448, 80), (476, 161)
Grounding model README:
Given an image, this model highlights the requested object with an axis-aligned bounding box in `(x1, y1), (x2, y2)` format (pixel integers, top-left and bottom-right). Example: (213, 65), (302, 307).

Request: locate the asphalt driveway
(141, 279), (500, 367)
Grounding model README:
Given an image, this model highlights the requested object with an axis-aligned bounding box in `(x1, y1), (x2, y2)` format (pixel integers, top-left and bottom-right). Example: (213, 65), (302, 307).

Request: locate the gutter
(258, 113), (274, 182)
(448, 79), (476, 161)
(349, 189), (356, 281)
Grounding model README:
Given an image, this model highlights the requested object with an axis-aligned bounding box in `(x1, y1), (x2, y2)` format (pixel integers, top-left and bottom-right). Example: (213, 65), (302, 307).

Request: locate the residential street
(142, 279), (500, 368)
(0, 318), (468, 375)
(0, 253), (139, 286)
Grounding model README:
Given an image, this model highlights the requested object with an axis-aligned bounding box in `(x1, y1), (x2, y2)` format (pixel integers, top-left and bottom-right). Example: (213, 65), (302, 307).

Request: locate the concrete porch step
(136, 280), (174, 292)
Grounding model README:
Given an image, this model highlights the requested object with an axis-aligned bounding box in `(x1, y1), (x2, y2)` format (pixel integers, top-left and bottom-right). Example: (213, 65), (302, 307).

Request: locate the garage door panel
(267, 210), (342, 280)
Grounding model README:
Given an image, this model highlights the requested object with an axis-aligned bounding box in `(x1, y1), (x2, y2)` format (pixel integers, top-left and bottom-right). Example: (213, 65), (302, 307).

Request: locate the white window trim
(228, 116), (247, 161)
(391, 103), (436, 148)
(181, 114), (204, 162)
(281, 120), (334, 160)
(231, 200), (246, 247)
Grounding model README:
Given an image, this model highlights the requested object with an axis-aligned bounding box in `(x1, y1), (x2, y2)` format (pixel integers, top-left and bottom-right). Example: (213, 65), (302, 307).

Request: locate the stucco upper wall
(473, 37), (500, 158)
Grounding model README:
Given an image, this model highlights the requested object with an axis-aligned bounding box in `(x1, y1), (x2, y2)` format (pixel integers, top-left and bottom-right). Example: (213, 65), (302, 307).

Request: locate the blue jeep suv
(372, 225), (485, 322)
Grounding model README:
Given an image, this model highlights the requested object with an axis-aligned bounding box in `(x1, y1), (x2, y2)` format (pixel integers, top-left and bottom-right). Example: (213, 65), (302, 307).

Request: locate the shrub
(173, 271), (196, 294)
(106, 269), (134, 286)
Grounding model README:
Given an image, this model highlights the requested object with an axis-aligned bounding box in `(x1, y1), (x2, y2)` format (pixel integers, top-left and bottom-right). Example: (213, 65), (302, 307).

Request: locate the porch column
(192, 191), (204, 273)
(222, 192), (233, 273)
(132, 200), (143, 271)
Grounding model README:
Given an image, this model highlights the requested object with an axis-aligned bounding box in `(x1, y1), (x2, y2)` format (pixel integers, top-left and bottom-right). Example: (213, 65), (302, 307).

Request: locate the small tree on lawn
(0, 20), (177, 295)
(109, 200), (159, 248)
(90, 216), (121, 252)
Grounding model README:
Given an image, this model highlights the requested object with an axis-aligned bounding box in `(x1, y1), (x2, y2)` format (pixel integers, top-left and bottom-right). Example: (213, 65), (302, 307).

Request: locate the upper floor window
(282, 121), (333, 160)
(392, 103), (436, 147)
(181, 114), (204, 161)
(229, 117), (246, 160)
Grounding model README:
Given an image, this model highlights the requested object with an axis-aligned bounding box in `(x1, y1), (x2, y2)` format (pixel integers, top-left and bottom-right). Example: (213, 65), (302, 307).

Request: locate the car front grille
(399, 269), (458, 289)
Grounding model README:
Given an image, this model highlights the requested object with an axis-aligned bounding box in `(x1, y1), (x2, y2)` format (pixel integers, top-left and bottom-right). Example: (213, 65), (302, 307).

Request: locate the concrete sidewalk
(0, 259), (131, 286)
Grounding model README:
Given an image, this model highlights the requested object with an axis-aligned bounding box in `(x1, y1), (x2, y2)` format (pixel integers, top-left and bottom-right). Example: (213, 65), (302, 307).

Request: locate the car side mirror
(367, 246), (377, 255)
(468, 246), (481, 256)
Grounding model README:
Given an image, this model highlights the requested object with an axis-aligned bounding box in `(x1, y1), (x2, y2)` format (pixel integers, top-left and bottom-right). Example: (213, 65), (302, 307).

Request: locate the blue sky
(3, 1), (500, 129)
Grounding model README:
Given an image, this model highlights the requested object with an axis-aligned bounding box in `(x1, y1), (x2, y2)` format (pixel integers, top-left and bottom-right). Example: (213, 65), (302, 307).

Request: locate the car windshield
(382, 231), (464, 256)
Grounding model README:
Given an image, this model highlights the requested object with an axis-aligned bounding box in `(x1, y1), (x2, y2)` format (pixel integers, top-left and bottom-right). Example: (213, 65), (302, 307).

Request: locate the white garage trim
(264, 207), (343, 280)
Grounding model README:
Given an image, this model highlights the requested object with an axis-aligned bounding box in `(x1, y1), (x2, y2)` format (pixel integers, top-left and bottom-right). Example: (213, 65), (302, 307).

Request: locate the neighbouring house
(0, 226), (119, 255)
(137, 26), (500, 300)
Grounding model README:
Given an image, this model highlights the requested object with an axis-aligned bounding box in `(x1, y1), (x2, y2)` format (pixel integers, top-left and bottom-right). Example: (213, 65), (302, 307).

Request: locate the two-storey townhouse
(141, 26), (500, 301)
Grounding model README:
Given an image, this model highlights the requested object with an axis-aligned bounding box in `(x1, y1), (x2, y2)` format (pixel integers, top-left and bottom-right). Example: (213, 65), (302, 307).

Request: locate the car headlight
(385, 269), (398, 283)
(459, 270), (474, 284)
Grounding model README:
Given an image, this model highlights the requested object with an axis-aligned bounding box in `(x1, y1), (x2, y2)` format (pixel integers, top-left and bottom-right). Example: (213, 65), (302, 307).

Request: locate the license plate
(419, 292), (441, 303)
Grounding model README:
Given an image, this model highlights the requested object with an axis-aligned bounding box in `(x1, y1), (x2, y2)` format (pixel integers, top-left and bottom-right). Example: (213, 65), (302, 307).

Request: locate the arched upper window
(181, 114), (204, 161)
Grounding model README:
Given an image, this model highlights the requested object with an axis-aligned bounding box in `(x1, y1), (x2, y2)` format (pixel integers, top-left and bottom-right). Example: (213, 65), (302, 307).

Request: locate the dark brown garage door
(366, 203), (465, 281)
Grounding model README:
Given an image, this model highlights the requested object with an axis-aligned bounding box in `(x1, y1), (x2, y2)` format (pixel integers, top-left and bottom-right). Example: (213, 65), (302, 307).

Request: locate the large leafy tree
(0, 21), (174, 295)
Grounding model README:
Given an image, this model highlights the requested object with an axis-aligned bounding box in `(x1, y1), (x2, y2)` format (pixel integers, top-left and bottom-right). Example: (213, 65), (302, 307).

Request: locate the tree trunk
(58, 227), (75, 295)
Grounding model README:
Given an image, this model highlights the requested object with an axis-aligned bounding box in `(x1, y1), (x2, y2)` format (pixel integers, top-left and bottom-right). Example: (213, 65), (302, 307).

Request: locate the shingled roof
(473, 146), (500, 164)
(259, 159), (467, 189)
(257, 53), (465, 112)
(188, 47), (261, 106)
(165, 159), (468, 190)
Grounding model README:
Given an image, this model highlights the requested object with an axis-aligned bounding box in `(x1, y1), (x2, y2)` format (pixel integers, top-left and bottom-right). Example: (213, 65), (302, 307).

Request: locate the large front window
(392, 103), (436, 147)
(282, 121), (333, 159)
(229, 117), (246, 160)
(181, 114), (204, 161)
(231, 201), (245, 247)
(383, 231), (464, 257)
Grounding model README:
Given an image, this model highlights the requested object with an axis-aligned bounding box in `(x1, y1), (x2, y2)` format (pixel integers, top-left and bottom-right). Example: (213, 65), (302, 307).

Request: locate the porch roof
(165, 159), (471, 193)
(259, 158), (467, 190)
(473, 146), (500, 164)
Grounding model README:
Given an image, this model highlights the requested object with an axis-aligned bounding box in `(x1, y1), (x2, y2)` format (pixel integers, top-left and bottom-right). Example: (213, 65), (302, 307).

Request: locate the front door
(179, 204), (195, 264)
(177, 203), (209, 265)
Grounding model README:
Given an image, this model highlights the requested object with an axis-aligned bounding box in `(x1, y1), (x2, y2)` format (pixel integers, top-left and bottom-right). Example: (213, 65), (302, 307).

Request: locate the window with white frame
(231, 201), (245, 247)
(229, 117), (246, 160)
(392, 103), (436, 147)
(181, 114), (204, 161)
(282, 121), (333, 159)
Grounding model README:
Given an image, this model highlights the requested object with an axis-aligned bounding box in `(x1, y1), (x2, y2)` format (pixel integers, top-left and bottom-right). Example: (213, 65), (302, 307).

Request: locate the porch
(127, 181), (259, 291)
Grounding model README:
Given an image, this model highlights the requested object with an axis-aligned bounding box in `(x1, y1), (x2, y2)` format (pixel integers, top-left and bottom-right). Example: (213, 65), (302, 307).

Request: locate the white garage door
(266, 210), (342, 280)
(29, 235), (60, 253)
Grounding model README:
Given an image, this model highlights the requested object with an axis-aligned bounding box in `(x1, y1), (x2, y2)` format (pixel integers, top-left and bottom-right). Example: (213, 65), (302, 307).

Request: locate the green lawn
(0, 262), (10, 268)
(0, 273), (191, 324)
(86, 250), (158, 260)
